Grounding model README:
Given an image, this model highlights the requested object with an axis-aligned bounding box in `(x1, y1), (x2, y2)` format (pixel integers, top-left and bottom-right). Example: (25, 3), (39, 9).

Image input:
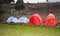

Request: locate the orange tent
(29, 14), (42, 26)
(44, 14), (58, 27)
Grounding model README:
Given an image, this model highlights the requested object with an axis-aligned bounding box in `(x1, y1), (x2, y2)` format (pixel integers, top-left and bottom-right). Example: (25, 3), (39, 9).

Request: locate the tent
(29, 14), (42, 26)
(7, 16), (18, 24)
(44, 14), (58, 27)
(17, 16), (29, 24)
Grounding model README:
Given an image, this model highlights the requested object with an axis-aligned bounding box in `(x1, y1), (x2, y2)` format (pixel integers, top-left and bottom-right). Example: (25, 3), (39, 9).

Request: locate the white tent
(7, 16), (18, 24)
(17, 16), (29, 24)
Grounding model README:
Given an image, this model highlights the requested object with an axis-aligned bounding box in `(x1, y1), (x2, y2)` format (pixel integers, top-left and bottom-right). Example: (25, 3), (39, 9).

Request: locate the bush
(0, 0), (14, 4)
(51, 4), (60, 8)
(15, 0), (25, 10)
(0, 8), (7, 14)
(0, 18), (3, 22)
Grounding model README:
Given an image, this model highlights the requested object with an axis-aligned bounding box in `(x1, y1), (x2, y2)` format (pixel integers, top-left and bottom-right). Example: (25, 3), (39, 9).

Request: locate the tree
(0, 0), (3, 4)
(15, 0), (25, 10)
(0, 0), (14, 4)
(47, 0), (48, 2)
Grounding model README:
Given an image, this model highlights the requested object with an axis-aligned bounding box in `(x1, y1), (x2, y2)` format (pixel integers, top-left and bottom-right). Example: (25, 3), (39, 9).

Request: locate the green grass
(0, 24), (60, 36)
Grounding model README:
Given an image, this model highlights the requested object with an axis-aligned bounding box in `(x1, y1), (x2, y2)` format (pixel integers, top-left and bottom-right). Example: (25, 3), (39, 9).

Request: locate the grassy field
(0, 24), (60, 36)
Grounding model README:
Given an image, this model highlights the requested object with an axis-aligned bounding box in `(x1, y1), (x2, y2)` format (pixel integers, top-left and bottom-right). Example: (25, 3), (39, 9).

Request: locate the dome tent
(29, 14), (42, 26)
(17, 16), (29, 24)
(7, 16), (18, 24)
(44, 14), (58, 27)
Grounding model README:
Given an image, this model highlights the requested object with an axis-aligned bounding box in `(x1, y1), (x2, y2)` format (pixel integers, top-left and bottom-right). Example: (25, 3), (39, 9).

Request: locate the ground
(0, 24), (60, 36)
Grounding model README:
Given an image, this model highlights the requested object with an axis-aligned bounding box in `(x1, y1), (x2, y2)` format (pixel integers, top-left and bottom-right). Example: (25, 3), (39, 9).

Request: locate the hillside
(0, 2), (60, 23)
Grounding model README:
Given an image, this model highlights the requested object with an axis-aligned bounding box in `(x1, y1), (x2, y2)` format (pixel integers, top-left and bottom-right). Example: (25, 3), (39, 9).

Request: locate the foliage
(0, 18), (3, 22)
(52, 4), (60, 8)
(15, 0), (25, 10)
(0, 8), (7, 14)
(0, 8), (8, 22)
(0, 0), (14, 4)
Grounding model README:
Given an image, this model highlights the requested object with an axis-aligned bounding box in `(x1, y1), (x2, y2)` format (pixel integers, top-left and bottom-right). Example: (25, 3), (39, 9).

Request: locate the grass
(0, 24), (60, 36)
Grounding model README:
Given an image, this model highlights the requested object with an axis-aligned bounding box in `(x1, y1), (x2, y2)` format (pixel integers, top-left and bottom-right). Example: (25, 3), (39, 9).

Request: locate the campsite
(0, 13), (60, 36)
(0, 0), (60, 36)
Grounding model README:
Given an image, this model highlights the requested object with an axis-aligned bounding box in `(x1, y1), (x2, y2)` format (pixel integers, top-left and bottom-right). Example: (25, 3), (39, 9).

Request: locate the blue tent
(7, 16), (18, 24)
(17, 16), (29, 24)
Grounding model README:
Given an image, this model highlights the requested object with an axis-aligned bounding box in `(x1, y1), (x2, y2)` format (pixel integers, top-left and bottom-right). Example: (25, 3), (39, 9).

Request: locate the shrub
(51, 4), (60, 8)
(0, 8), (7, 14)
(15, 0), (25, 10)
(0, 18), (3, 22)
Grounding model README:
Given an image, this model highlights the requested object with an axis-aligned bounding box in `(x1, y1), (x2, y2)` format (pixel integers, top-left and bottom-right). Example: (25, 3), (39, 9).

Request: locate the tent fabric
(44, 14), (58, 27)
(7, 16), (18, 24)
(45, 14), (56, 19)
(29, 14), (42, 26)
(17, 16), (29, 24)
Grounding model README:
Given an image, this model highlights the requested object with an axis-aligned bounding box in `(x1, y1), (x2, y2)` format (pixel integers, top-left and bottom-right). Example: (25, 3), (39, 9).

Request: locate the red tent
(44, 14), (58, 27)
(29, 14), (42, 26)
